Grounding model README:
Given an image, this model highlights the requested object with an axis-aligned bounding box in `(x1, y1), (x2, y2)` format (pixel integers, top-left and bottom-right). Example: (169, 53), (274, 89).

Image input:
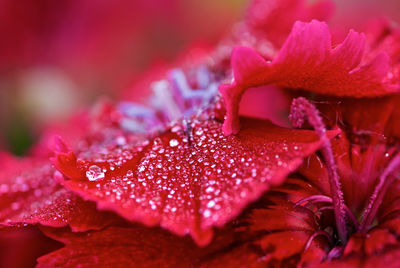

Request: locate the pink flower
(1, 0), (400, 267)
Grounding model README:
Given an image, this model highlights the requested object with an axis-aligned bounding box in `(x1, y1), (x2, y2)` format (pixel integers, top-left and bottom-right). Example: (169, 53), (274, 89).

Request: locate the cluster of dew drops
(63, 63), (307, 223)
(0, 163), (77, 224)
(73, 110), (303, 223)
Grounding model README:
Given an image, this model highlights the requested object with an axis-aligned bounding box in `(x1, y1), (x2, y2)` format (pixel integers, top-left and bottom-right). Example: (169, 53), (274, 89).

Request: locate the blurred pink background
(0, 0), (245, 153)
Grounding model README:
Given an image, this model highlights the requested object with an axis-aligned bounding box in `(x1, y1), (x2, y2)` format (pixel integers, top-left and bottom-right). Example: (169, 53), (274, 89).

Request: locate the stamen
(359, 152), (400, 233)
(326, 246), (344, 260)
(304, 230), (333, 252)
(295, 195), (332, 207)
(290, 97), (348, 243)
(296, 195), (359, 229)
(317, 206), (359, 229)
(120, 67), (219, 134)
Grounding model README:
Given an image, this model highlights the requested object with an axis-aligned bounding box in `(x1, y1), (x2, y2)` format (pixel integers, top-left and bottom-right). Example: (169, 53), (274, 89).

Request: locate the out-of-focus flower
(1, 0), (400, 267)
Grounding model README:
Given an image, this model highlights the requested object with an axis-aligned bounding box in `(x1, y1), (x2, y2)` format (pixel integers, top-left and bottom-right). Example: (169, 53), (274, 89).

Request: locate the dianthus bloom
(1, 0), (400, 267)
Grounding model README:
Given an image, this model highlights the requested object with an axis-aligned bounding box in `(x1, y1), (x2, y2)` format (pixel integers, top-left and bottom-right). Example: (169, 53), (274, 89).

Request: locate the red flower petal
(257, 231), (325, 263)
(54, 116), (337, 245)
(298, 134), (395, 213)
(249, 203), (318, 233)
(0, 226), (61, 268)
(317, 230), (400, 267)
(384, 95), (400, 138)
(313, 94), (400, 140)
(37, 225), (243, 268)
(0, 153), (118, 232)
(220, 20), (398, 135)
(36, 223), (325, 267)
(37, 227), (199, 268)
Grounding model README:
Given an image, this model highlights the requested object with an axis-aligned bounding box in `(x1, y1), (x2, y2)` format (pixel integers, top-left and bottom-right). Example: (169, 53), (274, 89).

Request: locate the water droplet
(0, 184), (9, 193)
(115, 136), (126, 146)
(207, 200), (216, 208)
(86, 165), (105, 181)
(34, 189), (42, 197)
(203, 209), (211, 218)
(195, 129), (203, 135)
(169, 139), (179, 147)
(206, 186), (214, 193)
(171, 125), (181, 133)
(11, 202), (20, 210)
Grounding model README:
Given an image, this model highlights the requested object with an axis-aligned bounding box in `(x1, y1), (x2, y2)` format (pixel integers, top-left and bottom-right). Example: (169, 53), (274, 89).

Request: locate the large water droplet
(169, 139), (179, 147)
(86, 165), (105, 181)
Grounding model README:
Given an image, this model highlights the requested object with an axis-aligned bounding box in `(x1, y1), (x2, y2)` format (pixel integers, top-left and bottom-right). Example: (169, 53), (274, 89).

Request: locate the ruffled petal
(221, 20), (398, 135)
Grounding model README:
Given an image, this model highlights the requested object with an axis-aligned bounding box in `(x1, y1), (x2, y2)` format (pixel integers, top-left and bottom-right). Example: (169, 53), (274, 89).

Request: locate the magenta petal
(54, 116), (339, 246)
(220, 20), (399, 135)
(232, 47), (270, 85)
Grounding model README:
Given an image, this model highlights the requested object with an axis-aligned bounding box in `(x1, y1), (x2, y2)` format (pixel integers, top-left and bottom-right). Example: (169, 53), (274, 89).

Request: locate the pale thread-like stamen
(326, 246), (344, 260)
(119, 67), (219, 134)
(317, 206), (359, 229)
(295, 195), (333, 207)
(359, 152), (400, 233)
(304, 230), (333, 252)
(296, 195), (358, 229)
(289, 97), (348, 243)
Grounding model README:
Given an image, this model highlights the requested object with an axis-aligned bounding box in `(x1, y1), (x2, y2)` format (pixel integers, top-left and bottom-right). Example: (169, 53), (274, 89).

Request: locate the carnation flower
(1, 0), (400, 267)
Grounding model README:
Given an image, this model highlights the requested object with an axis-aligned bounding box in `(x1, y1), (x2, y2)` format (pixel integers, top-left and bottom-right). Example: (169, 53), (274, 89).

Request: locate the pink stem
(359, 152), (400, 233)
(290, 97), (348, 243)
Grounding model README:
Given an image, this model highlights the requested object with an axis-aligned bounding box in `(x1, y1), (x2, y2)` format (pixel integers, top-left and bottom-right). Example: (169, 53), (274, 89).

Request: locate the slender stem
(290, 97), (348, 243)
(359, 152), (400, 232)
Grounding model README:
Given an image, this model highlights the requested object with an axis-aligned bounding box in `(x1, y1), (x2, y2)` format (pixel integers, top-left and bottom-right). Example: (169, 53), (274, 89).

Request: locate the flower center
(290, 97), (348, 244)
(118, 67), (220, 134)
(359, 152), (400, 233)
(290, 97), (400, 257)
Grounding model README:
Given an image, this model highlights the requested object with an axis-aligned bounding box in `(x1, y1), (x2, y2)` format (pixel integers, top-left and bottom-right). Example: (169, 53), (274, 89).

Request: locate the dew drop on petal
(0, 184), (9, 193)
(169, 139), (179, 147)
(11, 202), (20, 210)
(207, 200), (216, 208)
(203, 209), (211, 218)
(86, 165), (105, 181)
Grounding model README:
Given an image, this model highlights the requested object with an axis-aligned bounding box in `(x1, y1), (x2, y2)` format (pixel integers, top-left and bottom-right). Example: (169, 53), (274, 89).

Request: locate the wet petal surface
(0, 153), (118, 231)
(54, 116), (338, 245)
